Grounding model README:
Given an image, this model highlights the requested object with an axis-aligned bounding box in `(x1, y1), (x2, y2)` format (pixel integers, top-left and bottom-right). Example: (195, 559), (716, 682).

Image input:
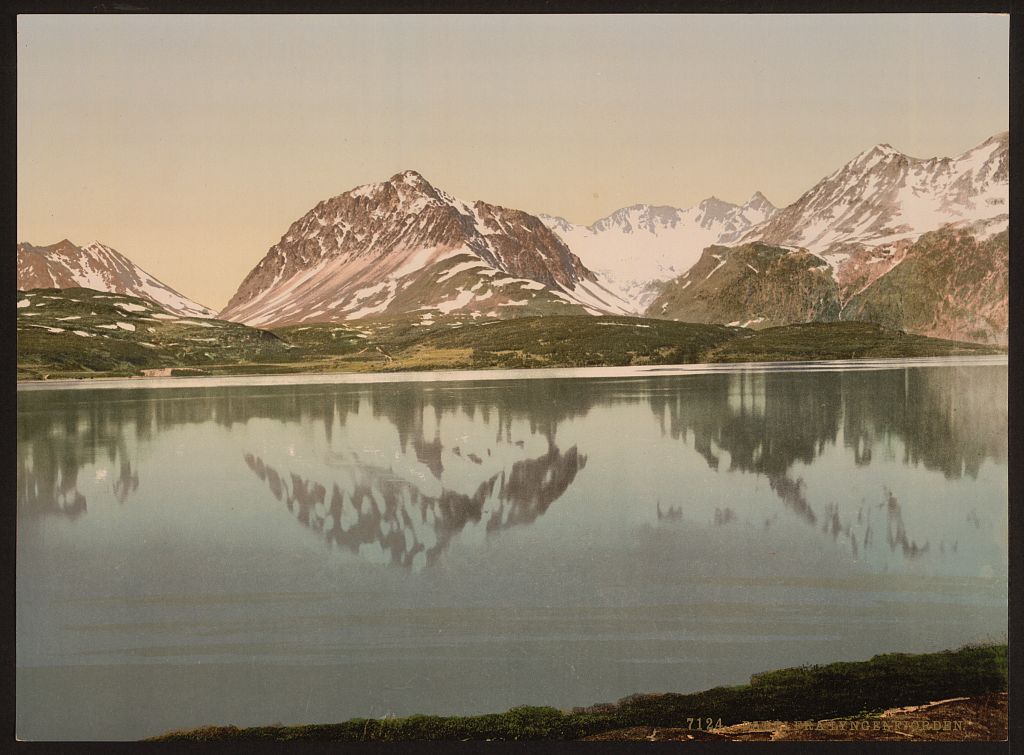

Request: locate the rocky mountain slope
(219, 171), (631, 327)
(17, 239), (215, 318)
(647, 242), (840, 329)
(842, 227), (1008, 345)
(644, 132), (1008, 342)
(647, 227), (1008, 345)
(539, 192), (777, 312)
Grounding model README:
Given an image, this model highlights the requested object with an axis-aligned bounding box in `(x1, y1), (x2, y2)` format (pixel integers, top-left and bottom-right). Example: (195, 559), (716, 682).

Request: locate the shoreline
(147, 644), (1008, 742)
(16, 353), (1009, 392)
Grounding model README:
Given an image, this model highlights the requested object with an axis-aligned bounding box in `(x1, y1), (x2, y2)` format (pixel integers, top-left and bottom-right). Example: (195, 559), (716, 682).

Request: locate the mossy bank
(149, 644), (1006, 742)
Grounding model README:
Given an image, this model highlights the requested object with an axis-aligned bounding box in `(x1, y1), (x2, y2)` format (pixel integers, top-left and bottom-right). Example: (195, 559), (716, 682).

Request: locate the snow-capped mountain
(539, 192), (777, 312)
(743, 132), (1008, 259)
(220, 170), (631, 327)
(17, 239), (215, 318)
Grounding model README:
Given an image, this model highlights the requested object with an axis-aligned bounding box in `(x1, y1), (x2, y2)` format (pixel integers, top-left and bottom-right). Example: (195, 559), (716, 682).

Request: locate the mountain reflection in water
(646, 368), (1005, 559)
(243, 442), (585, 571)
(16, 365), (1006, 569)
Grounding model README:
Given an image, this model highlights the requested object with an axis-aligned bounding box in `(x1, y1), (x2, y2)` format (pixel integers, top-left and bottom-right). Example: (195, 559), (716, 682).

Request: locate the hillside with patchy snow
(219, 170), (631, 327)
(17, 239), (215, 318)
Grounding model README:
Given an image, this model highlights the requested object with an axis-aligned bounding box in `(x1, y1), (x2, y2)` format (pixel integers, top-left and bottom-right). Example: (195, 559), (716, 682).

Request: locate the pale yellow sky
(18, 14), (1009, 311)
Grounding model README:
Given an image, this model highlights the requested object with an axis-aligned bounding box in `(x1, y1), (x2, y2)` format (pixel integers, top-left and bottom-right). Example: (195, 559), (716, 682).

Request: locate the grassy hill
(704, 321), (1001, 363)
(380, 315), (746, 370)
(17, 288), (1003, 380)
(16, 288), (291, 379)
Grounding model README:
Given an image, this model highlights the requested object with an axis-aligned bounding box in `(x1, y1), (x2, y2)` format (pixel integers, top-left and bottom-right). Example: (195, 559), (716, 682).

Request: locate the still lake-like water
(17, 359), (1008, 740)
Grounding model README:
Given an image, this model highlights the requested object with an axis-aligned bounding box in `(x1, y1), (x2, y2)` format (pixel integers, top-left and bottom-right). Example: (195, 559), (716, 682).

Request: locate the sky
(18, 14), (1009, 311)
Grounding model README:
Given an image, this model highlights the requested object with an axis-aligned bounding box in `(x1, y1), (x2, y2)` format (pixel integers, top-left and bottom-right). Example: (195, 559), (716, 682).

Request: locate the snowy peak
(590, 204), (686, 235)
(696, 196), (736, 226)
(744, 190), (773, 209)
(737, 191), (777, 226)
(16, 239), (215, 318)
(218, 171), (626, 327)
(392, 168), (429, 184)
(539, 194), (779, 312)
(951, 131), (1007, 186)
(745, 131), (1008, 254)
(859, 143), (899, 160)
(536, 214), (576, 235)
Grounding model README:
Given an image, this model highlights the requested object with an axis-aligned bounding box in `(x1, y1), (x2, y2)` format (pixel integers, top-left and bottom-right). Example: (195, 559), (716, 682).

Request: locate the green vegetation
(646, 242), (841, 328)
(705, 321), (1001, 362)
(16, 288), (290, 380)
(394, 315), (744, 369)
(148, 643), (1007, 741)
(17, 288), (1003, 381)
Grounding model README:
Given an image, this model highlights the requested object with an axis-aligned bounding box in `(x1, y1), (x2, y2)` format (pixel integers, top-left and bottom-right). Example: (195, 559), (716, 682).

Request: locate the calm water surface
(17, 360), (1008, 739)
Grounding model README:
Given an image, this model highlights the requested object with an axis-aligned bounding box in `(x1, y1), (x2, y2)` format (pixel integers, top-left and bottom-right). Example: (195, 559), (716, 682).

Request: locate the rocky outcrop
(841, 227), (1008, 344)
(646, 242), (840, 329)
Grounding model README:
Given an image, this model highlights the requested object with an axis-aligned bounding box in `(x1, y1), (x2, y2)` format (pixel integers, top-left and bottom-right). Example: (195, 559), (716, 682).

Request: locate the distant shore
(16, 353), (1009, 392)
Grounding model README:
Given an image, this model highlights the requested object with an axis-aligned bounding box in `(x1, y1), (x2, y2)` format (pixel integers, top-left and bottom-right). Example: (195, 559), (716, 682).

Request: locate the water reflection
(16, 365), (1006, 569)
(649, 368), (1006, 482)
(243, 440), (586, 570)
(646, 367), (1005, 560)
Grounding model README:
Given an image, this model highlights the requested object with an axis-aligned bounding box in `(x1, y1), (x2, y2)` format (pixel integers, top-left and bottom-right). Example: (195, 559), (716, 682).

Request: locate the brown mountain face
(646, 243), (841, 329)
(469, 202), (591, 289)
(219, 171), (609, 327)
(841, 227), (1008, 345)
(18, 239), (89, 289)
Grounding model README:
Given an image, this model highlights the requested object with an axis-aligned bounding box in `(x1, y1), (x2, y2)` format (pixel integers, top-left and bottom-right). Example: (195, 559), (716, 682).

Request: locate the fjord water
(17, 361), (1007, 740)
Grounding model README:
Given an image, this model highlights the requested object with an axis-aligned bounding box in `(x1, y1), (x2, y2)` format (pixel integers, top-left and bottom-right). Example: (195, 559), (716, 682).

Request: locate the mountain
(219, 171), (631, 327)
(742, 132), (1008, 263)
(17, 239), (215, 318)
(646, 225), (1008, 344)
(841, 227), (1008, 345)
(643, 131), (1009, 343)
(647, 242), (840, 329)
(539, 192), (778, 312)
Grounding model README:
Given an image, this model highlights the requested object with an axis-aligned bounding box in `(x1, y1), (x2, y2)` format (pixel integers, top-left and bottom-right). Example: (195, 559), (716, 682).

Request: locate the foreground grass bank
(17, 288), (1003, 381)
(149, 644), (1006, 742)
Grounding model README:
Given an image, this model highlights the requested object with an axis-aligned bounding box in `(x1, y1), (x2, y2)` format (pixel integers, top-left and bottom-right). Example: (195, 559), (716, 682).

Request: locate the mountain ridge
(19, 131), (1007, 341)
(741, 131), (1008, 257)
(17, 239), (215, 318)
